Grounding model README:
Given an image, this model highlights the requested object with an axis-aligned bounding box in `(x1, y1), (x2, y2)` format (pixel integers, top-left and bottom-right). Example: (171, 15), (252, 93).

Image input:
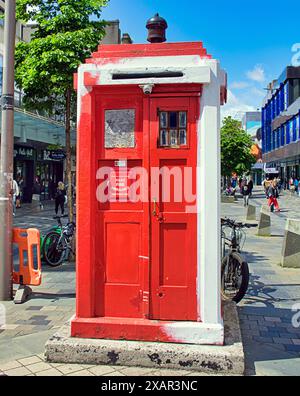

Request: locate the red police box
(72, 35), (227, 345)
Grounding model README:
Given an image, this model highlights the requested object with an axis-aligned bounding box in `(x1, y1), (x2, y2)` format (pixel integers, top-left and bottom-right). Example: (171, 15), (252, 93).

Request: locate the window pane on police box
(179, 129), (187, 145)
(160, 130), (168, 146)
(170, 130), (178, 146)
(105, 109), (135, 148)
(179, 112), (187, 128)
(169, 112), (178, 128)
(160, 112), (168, 128)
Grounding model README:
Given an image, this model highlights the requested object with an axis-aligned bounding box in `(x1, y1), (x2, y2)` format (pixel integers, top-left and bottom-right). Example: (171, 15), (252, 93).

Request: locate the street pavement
(222, 188), (300, 376)
(0, 190), (300, 376)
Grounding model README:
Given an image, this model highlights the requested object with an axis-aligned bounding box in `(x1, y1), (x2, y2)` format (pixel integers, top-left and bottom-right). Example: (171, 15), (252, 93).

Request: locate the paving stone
(252, 336), (274, 344)
(0, 324), (19, 330)
(0, 360), (22, 371)
(57, 364), (85, 375)
(35, 368), (63, 376)
(27, 362), (53, 373)
(264, 317), (282, 322)
(119, 367), (156, 376)
(88, 365), (116, 376)
(273, 337), (293, 345)
(150, 369), (189, 376)
(18, 356), (42, 366)
(260, 331), (279, 338)
(103, 371), (125, 376)
(285, 344), (300, 353)
(26, 306), (43, 311)
(67, 370), (95, 376)
(4, 366), (31, 376)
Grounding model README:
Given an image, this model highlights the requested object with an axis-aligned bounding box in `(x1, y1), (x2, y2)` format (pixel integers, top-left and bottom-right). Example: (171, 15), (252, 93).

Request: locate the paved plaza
(0, 189), (300, 376)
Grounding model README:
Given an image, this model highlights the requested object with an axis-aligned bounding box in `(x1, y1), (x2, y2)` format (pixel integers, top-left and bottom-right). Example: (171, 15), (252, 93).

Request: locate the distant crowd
(224, 174), (300, 213)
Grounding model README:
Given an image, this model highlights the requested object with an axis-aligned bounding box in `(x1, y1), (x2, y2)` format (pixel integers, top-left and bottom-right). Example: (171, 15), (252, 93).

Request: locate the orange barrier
(12, 228), (42, 287)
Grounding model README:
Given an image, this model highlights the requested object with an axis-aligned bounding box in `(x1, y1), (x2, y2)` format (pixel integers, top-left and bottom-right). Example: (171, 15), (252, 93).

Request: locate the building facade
(262, 66), (300, 182)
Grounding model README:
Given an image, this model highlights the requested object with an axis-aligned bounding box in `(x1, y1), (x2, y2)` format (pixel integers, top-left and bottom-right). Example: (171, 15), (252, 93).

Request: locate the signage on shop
(43, 149), (66, 161)
(14, 146), (35, 160)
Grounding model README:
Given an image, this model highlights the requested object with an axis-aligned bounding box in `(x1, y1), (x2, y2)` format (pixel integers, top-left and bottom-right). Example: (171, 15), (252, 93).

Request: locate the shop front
(35, 149), (65, 199)
(13, 144), (35, 203)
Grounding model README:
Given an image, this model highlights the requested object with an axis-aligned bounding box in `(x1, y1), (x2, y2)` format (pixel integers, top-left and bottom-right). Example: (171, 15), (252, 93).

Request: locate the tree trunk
(65, 88), (73, 223)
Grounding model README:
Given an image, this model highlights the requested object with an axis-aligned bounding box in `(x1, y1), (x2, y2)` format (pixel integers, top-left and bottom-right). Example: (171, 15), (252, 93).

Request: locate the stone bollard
(257, 205), (271, 236)
(246, 204), (256, 221)
(281, 219), (300, 268)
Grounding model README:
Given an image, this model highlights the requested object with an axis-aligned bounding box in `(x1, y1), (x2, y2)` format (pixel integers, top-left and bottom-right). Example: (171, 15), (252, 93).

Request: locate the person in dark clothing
(248, 178), (254, 197)
(55, 181), (66, 215)
(241, 180), (250, 206)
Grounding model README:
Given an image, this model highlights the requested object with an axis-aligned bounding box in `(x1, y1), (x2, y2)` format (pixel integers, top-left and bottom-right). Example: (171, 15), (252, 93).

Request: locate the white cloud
(250, 87), (265, 98)
(221, 90), (256, 121)
(246, 65), (265, 83)
(230, 81), (251, 90)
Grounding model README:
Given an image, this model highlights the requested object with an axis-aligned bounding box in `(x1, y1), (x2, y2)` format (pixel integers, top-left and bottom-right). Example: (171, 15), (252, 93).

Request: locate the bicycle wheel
(43, 231), (66, 267)
(221, 252), (249, 303)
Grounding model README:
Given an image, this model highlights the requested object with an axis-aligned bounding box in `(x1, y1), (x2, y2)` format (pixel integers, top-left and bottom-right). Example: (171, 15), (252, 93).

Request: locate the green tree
(15, 0), (108, 222)
(221, 116), (256, 178)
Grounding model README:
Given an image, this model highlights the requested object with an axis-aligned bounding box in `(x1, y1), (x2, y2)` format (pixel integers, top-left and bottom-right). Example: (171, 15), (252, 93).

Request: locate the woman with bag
(267, 179), (280, 212)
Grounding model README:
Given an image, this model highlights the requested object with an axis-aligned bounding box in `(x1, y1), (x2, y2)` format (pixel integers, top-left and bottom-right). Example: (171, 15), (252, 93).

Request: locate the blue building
(262, 66), (300, 181)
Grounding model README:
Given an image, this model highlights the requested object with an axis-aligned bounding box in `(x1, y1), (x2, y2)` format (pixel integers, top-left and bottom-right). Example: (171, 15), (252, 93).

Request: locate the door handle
(152, 198), (157, 216)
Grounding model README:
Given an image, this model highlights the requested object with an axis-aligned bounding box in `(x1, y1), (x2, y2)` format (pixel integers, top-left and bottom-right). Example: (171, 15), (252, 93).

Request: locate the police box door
(149, 97), (198, 321)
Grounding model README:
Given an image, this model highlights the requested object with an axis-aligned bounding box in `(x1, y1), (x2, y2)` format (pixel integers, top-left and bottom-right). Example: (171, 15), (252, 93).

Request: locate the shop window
(158, 111), (187, 148)
(104, 109), (135, 148)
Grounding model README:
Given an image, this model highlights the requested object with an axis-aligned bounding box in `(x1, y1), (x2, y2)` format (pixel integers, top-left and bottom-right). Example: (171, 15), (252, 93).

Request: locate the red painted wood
(149, 97), (198, 321)
(76, 91), (96, 318)
(91, 42), (211, 59)
(94, 91), (146, 318)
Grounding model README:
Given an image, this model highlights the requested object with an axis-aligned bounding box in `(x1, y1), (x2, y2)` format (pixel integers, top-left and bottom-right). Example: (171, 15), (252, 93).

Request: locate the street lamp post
(0, 0), (16, 301)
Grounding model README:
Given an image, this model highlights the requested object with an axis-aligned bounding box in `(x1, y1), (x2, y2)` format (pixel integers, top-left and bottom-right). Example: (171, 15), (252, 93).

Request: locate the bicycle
(42, 215), (76, 267)
(221, 217), (257, 303)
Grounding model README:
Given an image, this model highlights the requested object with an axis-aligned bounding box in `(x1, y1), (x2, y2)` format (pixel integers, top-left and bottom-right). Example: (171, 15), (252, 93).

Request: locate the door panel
(95, 91), (148, 319)
(149, 97), (198, 321)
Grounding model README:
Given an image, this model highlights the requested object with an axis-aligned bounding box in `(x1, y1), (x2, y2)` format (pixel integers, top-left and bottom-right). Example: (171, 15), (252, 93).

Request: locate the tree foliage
(14, 0), (108, 224)
(221, 116), (256, 177)
(15, 0), (108, 112)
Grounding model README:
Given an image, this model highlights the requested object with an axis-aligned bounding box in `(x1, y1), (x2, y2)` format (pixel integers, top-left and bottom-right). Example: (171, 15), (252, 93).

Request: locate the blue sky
(101, 0), (300, 118)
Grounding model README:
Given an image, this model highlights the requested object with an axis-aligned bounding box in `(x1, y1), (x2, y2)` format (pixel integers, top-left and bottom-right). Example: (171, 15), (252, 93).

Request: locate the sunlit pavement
(1, 190), (300, 375)
(222, 188), (300, 376)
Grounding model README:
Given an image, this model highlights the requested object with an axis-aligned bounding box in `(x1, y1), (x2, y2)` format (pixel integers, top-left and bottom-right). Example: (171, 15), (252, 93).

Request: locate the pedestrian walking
(267, 179), (280, 212)
(248, 178), (254, 197)
(55, 181), (66, 215)
(12, 179), (20, 216)
(241, 180), (250, 206)
(294, 178), (299, 193)
(32, 177), (44, 209)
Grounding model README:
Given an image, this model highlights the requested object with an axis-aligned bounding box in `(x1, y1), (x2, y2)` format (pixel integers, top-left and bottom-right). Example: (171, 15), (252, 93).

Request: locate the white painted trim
(78, 55), (211, 87)
(162, 321), (224, 345)
(197, 59), (223, 329)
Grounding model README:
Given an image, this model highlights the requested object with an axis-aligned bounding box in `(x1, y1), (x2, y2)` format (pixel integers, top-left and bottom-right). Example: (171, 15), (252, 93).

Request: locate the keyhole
(158, 292), (164, 298)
